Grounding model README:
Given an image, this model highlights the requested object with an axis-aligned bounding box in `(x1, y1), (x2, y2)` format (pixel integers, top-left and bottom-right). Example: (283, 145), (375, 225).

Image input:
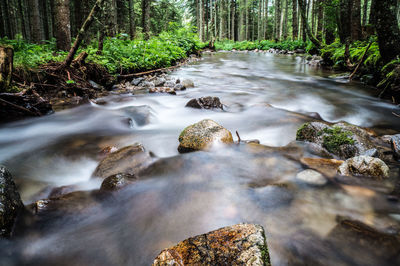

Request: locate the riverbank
(0, 28), (206, 123)
(215, 39), (400, 105)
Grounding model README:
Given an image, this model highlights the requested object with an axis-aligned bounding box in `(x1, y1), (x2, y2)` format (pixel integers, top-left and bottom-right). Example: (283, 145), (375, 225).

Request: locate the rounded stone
(296, 169), (327, 186)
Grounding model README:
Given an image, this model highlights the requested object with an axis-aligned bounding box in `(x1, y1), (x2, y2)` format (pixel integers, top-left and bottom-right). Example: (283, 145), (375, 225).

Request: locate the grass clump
(322, 126), (355, 154)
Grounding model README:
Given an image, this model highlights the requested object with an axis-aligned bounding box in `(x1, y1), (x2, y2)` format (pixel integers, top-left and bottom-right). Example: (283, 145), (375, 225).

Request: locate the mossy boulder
(296, 122), (375, 159)
(338, 156), (390, 179)
(178, 119), (234, 153)
(0, 166), (24, 237)
(100, 173), (137, 191)
(153, 224), (270, 265)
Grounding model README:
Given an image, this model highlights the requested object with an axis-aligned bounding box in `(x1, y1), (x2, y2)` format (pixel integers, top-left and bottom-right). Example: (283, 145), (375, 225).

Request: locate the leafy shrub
(215, 40), (307, 51)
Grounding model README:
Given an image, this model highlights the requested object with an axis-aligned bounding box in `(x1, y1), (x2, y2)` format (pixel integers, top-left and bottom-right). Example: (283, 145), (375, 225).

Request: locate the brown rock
(338, 156), (390, 179)
(300, 158), (344, 178)
(92, 144), (154, 179)
(153, 224), (270, 266)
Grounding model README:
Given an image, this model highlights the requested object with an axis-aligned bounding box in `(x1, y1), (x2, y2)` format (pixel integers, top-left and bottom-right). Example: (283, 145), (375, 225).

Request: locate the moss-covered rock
(338, 156), (390, 179)
(178, 119), (233, 153)
(296, 122), (375, 159)
(100, 173), (137, 191)
(153, 224), (270, 265)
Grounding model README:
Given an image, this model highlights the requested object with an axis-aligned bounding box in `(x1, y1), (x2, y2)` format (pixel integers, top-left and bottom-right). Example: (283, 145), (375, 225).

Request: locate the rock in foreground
(185, 96), (223, 110)
(0, 166), (24, 237)
(153, 224), (270, 266)
(338, 156), (390, 179)
(391, 134), (400, 160)
(178, 119), (233, 153)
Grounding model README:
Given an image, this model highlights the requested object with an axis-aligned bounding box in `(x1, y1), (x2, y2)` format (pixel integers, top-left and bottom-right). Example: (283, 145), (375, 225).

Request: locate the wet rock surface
(178, 119), (234, 153)
(0, 166), (24, 237)
(153, 224), (270, 266)
(100, 173), (137, 191)
(92, 144), (154, 179)
(338, 156), (390, 179)
(296, 122), (376, 159)
(391, 134), (400, 160)
(185, 96), (223, 110)
(296, 169), (327, 186)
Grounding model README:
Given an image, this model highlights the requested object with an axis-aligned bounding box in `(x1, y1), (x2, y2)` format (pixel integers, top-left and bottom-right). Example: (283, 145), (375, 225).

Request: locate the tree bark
(351, 0), (362, 41)
(362, 0), (368, 26)
(338, 0), (352, 44)
(0, 46), (13, 92)
(28, 0), (42, 43)
(128, 0), (135, 39)
(54, 0), (71, 51)
(375, 0), (400, 63)
(141, 0), (150, 40)
(316, 0), (324, 40)
(292, 0), (298, 40)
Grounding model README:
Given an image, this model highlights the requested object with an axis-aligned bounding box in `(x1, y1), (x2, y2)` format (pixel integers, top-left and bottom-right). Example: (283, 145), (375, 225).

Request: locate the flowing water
(1, 52), (400, 265)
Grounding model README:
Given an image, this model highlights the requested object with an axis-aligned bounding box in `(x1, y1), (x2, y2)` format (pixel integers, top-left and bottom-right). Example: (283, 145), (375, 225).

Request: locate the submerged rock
(174, 84), (186, 91)
(149, 87), (176, 95)
(185, 96), (223, 110)
(153, 224), (270, 266)
(178, 119), (233, 153)
(0, 166), (24, 237)
(296, 122), (375, 159)
(100, 173), (137, 191)
(338, 156), (390, 179)
(300, 158), (344, 178)
(296, 169), (327, 186)
(92, 144), (154, 179)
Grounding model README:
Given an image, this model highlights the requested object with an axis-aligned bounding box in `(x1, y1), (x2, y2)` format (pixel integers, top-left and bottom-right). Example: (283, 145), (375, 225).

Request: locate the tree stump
(0, 46), (13, 92)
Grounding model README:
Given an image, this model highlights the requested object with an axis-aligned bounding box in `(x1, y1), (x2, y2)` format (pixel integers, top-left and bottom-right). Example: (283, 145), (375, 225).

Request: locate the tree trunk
(275, 0), (281, 41)
(54, 0), (71, 51)
(351, 0), (362, 41)
(283, 0), (288, 40)
(0, 46), (13, 92)
(338, 0), (352, 44)
(292, 0), (298, 40)
(141, 0), (150, 40)
(362, 0), (368, 26)
(369, 0), (376, 25)
(317, 0), (323, 40)
(298, 0), (321, 48)
(128, 0), (135, 39)
(28, 0), (42, 43)
(376, 0), (400, 63)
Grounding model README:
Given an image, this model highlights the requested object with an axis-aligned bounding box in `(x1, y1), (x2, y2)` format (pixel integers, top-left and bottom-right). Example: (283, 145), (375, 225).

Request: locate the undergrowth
(215, 40), (307, 52)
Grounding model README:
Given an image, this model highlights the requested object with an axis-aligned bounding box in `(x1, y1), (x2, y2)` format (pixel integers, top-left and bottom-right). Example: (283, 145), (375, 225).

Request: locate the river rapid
(0, 51), (400, 265)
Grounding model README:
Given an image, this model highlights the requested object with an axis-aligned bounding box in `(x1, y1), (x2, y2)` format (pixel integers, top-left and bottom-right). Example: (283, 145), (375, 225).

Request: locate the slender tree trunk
(128, 0), (135, 39)
(369, 0), (376, 26)
(338, 0), (352, 43)
(362, 0), (368, 26)
(41, 0), (50, 40)
(0, 46), (13, 92)
(298, 0), (321, 48)
(264, 0), (269, 39)
(292, 0), (298, 40)
(141, 0), (150, 40)
(275, 0), (281, 41)
(317, 0), (323, 40)
(232, 0), (235, 40)
(199, 0), (203, 41)
(375, 0), (400, 63)
(64, 0), (105, 67)
(245, 0), (248, 39)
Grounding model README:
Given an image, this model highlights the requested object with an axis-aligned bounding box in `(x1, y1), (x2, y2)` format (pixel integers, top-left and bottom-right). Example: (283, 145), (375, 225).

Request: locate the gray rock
(164, 81), (175, 88)
(89, 80), (102, 90)
(0, 166), (24, 237)
(178, 119), (234, 153)
(338, 156), (390, 179)
(153, 224), (270, 266)
(182, 79), (195, 88)
(131, 77), (145, 86)
(391, 134), (400, 160)
(141, 81), (155, 89)
(92, 144), (155, 179)
(120, 105), (153, 126)
(174, 84), (186, 91)
(185, 96), (223, 110)
(363, 148), (379, 157)
(296, 169), (327, 186)
(154, 78), (166, 87)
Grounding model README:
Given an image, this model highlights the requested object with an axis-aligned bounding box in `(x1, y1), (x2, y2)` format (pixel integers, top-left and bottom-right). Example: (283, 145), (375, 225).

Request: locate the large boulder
(0, 166), (24, 237)
(338, 156), (390, 179)
(153, 224), (270, 266)
(296, 122), (375, 159)
(185, 96), (223, 110)
(92, 144), (154, 179)
(178, 119), (234, 153)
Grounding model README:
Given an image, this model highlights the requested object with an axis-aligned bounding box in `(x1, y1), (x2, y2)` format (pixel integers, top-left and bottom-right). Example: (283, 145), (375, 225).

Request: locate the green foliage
(0, 27), (204, 74)
(321, 127), (355, 154)
(215, 40), (307, 51)
(0, 35), (67, 69)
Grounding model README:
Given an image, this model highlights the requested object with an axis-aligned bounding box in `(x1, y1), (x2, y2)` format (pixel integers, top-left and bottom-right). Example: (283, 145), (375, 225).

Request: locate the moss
(322, 126), (355, 154)
(259, 228), (271, 266)
(296, 122), (311, 141)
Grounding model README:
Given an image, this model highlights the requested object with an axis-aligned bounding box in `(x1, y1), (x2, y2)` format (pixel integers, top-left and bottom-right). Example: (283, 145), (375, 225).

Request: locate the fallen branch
(236, 131), (241, 142)
(117, 64), (183, 80)
(349, 41), (373, 80)
(0, 97), (39, 115)
(393, 112), (400, 118)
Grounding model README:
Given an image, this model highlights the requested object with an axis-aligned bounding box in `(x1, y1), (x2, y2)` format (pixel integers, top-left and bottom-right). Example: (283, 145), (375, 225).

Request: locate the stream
(0, 52), (400, 265)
